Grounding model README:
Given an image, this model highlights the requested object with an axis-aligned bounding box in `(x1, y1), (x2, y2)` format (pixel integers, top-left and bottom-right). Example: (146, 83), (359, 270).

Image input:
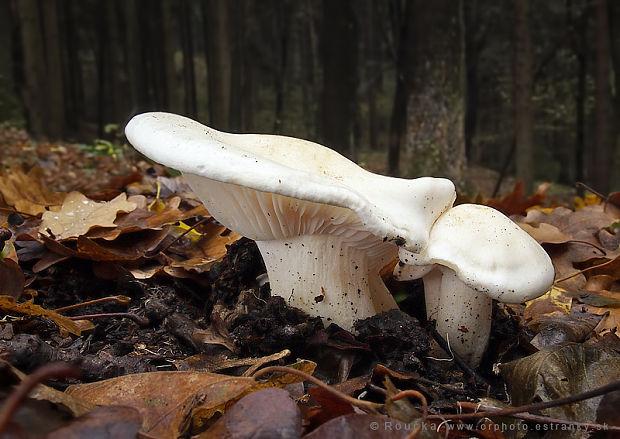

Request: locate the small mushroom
(395, 204), (554, 366)
(126, 112), (456, 330)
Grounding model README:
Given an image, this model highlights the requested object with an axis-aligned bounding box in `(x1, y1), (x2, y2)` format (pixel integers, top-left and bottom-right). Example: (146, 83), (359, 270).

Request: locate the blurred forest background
(0, 0), (619, 194)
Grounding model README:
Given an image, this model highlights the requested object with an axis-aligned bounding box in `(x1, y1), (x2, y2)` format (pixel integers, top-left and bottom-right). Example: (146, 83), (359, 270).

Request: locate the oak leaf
(39, 192), (137, 240)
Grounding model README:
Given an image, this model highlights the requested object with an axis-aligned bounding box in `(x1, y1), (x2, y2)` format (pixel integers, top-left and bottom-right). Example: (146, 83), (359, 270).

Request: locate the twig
(389, 390), (428, 439)
(251, 366), (382, 411)
(390, 389), (428, 418)
(430, 328), (491, 389)
(69, 312), (149, 326)
(457, 401), (619, 432)
(0, 362), (81, 433)
(427, 380), (620, 421)
(54, 295), (131, 312)
(575, 182), (605, 200)
(413, 376), (468, 395)
(555, 252), (620, 284)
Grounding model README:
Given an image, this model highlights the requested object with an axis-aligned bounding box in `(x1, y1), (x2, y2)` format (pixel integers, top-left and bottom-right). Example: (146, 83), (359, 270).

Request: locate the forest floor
(0, 124), (619, 438)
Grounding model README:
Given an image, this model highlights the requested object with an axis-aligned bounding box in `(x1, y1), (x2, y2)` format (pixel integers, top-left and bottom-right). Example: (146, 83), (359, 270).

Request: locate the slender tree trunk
(41, 0), (65, 139)
(401, 0), (466, 184)
(387, 1), (414, 176)
(568, 1), (589, 189)
(299, 0), (319, 138)
(229, 0), (243, 132)
(362, 0), (379, 150)
(180, 0), (197, 118)
(59, 0), (85, 137)
(124, 0), (148, 114)
(0, 1), (15, 118)
(17, 0), (47, 137)
(464, 0), (482, 161)
(203, 0), (231, 129)
(592, 0), (615, 193)
(513, 0), (534, 192)
(320, 0), (358, 157)
(160, 0), (182, 113)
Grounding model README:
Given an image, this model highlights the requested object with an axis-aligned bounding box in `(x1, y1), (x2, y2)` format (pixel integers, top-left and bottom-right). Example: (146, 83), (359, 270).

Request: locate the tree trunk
(513, 0), (534, 192)
(387, 1), (414, 176)
(363, 0), (379, 150)
(160, 0), (182, 113)
(123, 0), (148, 114)
(58, 0), (85, 137)
(16, 0), (47, 138)
(591, 0), (615, 193)
(203, 0), (231, 129)
(41, 0), (65, 139)
(319, 0), (358, 158)
(401, 0), (466, 185)
(568, 1), (589, 190)
(180, 0), (197, 119)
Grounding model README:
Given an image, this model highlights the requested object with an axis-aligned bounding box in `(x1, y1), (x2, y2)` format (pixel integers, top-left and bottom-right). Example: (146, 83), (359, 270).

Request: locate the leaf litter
(0, 131), (619, 438)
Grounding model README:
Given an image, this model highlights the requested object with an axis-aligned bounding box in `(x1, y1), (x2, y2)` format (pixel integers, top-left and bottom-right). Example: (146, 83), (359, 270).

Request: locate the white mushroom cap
(126, 113), (455, 252)
(398, 204), (554, 303)
(126, 112), (456, 330)
(396, 204), (554, 366)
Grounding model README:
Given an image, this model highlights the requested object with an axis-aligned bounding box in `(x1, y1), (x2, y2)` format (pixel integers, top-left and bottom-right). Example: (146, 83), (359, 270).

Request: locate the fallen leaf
(517, 222), (571, 244)
(524, 286), (572, 320)
(40, 192), (137, 240)
(1, 359), (96, 418)
(527, 309), (602, 350)
(486, 181), (549, 216)
(581, 304), (620, 336)
(200, 388), (301, 438)
(46, 405), (142, 439)
(76, 228), (169, 261)
(303, 414), (420, 438)
(65, 371), (256, 438)
(0, 258), (25, 299)
(0, 296), (83, 336)
(0, 166), (66, 215)
(500, 343), (620, 438)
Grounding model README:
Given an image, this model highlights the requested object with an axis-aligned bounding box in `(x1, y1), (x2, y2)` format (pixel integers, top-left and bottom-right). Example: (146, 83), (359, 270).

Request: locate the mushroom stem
(257, 234), (398, 330)
(426, 267), (492, 367)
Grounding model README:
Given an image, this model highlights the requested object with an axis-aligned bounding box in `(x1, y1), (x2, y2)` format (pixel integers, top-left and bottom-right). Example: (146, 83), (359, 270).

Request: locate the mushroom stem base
(256, 235), (398, 331)
(425, 268), (492, 367)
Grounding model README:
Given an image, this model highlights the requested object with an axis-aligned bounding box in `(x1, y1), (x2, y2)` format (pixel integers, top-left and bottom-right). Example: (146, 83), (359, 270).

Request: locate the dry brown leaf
(46, 406), (142, 439)
(0, 166), (66, 216)
(76, 228), (169, 261)
(40, 192), (137, 240)
(524, 286), (572, 320)
(0, 296), (82, 336)
(517, 222), (572, 244)
(0, 257), (25, 299)
(169, 223), (241, 273)
(486, 180), (549, 215)
(1, 359), (96, 418)
(65, 371), (256, 438)
(200, 388), (301, 439)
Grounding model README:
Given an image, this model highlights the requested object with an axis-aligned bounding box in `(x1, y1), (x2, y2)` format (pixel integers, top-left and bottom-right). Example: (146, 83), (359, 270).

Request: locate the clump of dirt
(230, 296), (324, 356)
(208, 238), (267, 306)
(354, 309), (429, 374)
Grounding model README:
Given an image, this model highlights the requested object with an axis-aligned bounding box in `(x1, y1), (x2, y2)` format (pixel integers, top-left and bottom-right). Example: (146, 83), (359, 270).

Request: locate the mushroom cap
(398, 204), (554, 302)
(125, 112), (456, 252)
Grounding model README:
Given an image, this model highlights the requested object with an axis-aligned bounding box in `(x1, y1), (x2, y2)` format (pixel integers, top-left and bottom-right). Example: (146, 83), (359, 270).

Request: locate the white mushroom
(126, 112), (456, 330)
(395, 204), (554, 366)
